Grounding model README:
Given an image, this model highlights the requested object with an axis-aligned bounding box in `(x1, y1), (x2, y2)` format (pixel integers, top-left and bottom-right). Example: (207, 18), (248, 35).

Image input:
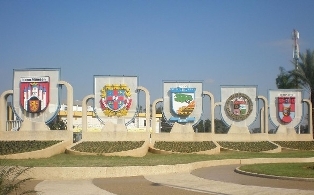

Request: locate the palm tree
(277, 49), (314, 136)
(291, 49), (314, 99)
(0, 165), (37, 195)
(276, 66), (298, 89)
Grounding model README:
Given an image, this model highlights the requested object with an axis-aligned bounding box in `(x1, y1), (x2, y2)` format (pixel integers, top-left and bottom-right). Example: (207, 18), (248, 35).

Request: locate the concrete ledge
(262, 141), (282, 153)
(0, 130), (73, 140)
(151, 132), (214, 142)
(24, 157), (314, 180)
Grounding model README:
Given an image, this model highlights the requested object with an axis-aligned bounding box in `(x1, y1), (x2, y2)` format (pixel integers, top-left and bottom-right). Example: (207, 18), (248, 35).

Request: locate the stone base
(19, 118), (50, 131)
(276, 124), (296, 134)
(101, 121), (127, 132)
(228, 124), (250, 134)
(170, 123), (194, 133)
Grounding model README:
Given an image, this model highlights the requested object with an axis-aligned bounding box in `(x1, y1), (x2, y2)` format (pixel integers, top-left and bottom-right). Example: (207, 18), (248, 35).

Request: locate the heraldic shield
(94, 75), (138, 122)
(163, 81), (203, 126)
(20, 76), (50, 113)
(169, 87), (196, 123)
(278, 96), (295, 123)
(220, 86), (257, 127)
(268, 90), (302, 128)
(99, 84), (132, 117)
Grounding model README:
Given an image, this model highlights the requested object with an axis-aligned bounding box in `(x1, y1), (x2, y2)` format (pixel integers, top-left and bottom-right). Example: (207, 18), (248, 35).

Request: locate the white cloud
(204, 78), (215, 84)
(263, 39), (292, 48)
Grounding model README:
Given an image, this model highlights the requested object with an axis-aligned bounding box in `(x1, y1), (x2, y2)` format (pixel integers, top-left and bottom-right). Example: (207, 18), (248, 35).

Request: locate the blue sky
(1, 0), (314, 109)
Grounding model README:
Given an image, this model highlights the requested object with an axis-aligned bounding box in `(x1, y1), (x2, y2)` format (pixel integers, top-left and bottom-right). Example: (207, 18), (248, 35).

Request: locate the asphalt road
(191, 164), (314, 191)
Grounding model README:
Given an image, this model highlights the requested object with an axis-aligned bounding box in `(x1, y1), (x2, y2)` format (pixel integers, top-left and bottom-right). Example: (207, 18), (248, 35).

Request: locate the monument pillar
(82, 94), (95, 132)
(258, 95), (268, 133)
(203, 91), (215, 133)
(302, 99), (313, 137)
(0, 90), (13, 131)
(57, 81), (73, 131)
(152, 98), (163, 133)
(136, 86), (150, 132)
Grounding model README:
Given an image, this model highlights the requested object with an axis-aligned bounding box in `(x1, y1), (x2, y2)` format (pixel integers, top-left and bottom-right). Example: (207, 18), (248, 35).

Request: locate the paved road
(29, 165), (314, 195)
(192, 164), (314, 191)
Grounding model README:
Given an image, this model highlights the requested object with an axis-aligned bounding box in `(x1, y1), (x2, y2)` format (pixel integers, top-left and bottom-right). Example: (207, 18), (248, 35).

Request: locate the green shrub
(71, 141), (145, 153)
(0, 165), (37, 195)
(274, 141), (314, 150)
(217, 141), (278, 152)
(0, 141), (62, 155)
(153, 141), (217, 153)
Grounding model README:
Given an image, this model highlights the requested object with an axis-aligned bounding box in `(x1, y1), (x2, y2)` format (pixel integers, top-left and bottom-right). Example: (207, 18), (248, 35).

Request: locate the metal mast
(292, 29), (300, 68)
(292, 29), (300, 89)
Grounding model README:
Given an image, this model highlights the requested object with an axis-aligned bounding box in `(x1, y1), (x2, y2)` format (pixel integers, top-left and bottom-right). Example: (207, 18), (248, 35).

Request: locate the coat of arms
(169, 87), (195, 123)
(99, 84), (132, 117)
(20, 76), (50, 113)
(224, 93), (253, 121)
(278, 96), (295, 123)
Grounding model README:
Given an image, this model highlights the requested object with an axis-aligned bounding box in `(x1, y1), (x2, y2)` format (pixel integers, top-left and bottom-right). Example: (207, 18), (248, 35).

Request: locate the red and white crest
(278, 96), (295, 123)
(20, 77), (50, 113)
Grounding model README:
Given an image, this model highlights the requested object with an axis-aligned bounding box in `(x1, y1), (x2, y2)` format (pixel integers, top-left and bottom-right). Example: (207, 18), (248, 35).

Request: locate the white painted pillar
(302, 99), (313, 137)
(260, 107), (265, 133)
(213, 102), (221, 133)
(82, 95), (94, 132)
(202, 91), (215, 133)
(0, 90), (13, 131)
(136, 86), (150, 132)
(258, 96), (268, 134)
(57, 81), (73, 131)
(152, 98), (163, 133)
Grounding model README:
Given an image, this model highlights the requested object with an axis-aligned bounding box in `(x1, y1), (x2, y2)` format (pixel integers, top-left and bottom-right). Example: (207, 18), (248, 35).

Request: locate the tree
(276, 49), (314, 136)
(47, 115), (67, 130)
(154, 106), (172, 132)
(293, 49), (314, 136)
(156, 106), (163, 114)
(214, 119), (229, 134)
(204, 119), (211, 132)
(160, 117), (172, 132)
(276, 67), (297, 89)
(194, 119), (204, 132)
(137, 105), (143, 113)
(290, 49), (314, 98)
(194, 119), (211, 132)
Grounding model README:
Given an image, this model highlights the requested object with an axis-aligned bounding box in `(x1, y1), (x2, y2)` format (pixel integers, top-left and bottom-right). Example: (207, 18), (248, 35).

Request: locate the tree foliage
(47, 115), (67, 130)
(276, 49), (314, 136)
(194, 119), (211, 132)
(276, 67), (298, 89)
(214, 119), (229, 134)
(0, 165), (37, 195)
(291, 49), (314, 92)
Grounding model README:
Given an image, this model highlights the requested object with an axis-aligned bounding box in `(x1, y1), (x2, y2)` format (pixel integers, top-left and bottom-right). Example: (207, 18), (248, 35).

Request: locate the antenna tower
(292, 29), (300, 67)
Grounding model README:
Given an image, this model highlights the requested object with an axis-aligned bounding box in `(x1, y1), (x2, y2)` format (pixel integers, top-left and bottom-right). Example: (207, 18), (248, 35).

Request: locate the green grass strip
(1, 150), (314, 167)
(239, 163), (314, 178)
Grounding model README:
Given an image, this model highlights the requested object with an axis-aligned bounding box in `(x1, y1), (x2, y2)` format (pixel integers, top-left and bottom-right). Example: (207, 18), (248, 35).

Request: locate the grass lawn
(1, 149), (314, 167)
(239, 163), (314, 178)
